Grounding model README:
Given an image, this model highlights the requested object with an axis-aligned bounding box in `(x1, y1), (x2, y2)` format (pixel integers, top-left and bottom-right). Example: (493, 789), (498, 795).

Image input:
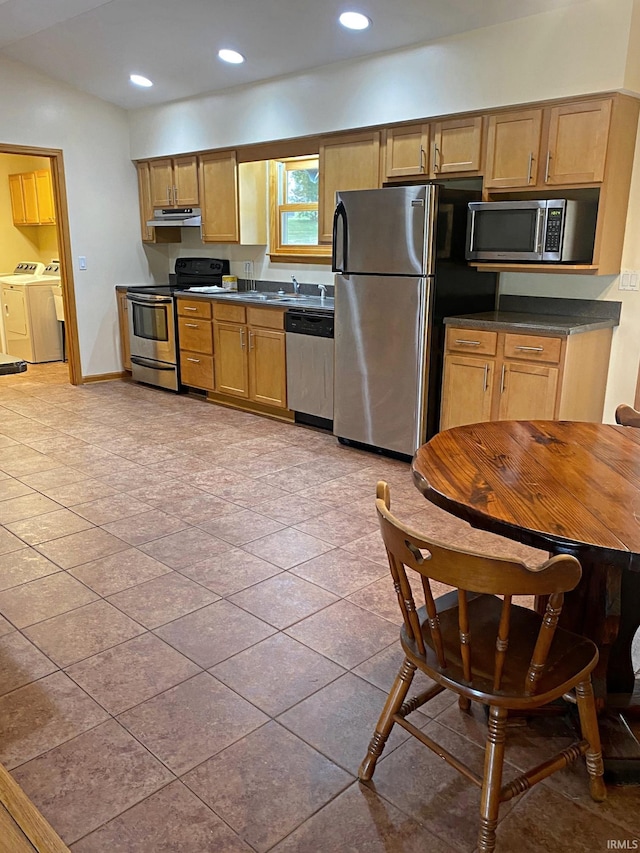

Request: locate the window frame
(268, 157), (331, 262)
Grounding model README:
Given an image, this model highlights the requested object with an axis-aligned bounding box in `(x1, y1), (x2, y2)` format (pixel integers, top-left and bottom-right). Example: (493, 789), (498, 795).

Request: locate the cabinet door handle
(500, 364), (506, 393)
(187, 357), (201, 363)
(483, 364), (489, 392)
(184, 323), (199, 328)
(455, 339), (481, 346)
(432, 144), (440, 172)
(240, 328), (245, 349)
(515, 345), (544, 352)
(527, 152), (533, 184)
(421, 145), (428, 173)
(183, 306), (198, 312)
(167, 186), (172, 204)
(248, 330), (254, 350)
(173, 185), (178, 205)
(544, 151), (551, 183)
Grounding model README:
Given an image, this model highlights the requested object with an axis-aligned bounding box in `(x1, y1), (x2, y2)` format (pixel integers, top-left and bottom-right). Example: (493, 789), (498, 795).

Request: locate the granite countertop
(116, 284), (334, 312)
(444, 311), (617, 335)
(176, 289), (335, 313)
(445, 296), (621, 336)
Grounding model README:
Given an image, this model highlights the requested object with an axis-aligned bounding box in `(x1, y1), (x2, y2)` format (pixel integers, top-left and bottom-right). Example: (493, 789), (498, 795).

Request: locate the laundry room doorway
(0, 143), (80, 386)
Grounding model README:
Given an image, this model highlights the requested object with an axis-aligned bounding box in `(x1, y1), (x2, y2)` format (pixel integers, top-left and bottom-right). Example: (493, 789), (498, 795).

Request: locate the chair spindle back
(375, 481), (581, 695)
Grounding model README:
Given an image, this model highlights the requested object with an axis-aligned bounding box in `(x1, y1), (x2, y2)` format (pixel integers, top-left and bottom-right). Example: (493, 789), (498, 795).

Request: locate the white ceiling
(0, 0), (590, 110)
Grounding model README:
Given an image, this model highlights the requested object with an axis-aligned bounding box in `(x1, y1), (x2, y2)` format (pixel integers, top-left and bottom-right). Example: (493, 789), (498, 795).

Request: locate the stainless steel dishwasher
(285, 310), (334, 429)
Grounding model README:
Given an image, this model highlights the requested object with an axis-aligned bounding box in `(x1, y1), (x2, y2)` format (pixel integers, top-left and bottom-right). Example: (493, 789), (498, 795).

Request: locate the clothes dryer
(0, 262), (62, 363)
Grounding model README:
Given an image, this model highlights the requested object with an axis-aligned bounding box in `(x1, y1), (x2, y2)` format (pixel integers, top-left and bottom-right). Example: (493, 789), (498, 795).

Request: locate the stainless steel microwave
(466, 199), (597, 263)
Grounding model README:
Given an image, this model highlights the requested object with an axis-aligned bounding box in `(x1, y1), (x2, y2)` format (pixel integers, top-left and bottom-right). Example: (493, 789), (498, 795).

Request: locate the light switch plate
(619, 270), (640, 291)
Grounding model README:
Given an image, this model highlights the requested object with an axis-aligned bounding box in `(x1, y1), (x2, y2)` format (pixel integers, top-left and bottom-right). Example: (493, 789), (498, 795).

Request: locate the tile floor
(0, 363), (638, 851)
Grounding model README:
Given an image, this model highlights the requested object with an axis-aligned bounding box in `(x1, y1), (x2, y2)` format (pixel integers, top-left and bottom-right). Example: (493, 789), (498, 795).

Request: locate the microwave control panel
(544, 208), (563, 252)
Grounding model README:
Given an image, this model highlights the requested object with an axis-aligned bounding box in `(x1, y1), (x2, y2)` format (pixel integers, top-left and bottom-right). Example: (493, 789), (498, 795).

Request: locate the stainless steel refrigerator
(332, 185), (497, 457)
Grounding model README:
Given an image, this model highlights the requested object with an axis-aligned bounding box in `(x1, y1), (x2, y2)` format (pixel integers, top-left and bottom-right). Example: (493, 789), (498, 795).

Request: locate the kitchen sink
(215, 291), (283, 301)
(206, 291), (333, 309)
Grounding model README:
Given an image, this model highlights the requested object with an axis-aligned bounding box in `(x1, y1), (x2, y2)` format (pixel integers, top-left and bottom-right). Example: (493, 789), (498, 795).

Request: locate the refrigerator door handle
(331, 201), (348, 272)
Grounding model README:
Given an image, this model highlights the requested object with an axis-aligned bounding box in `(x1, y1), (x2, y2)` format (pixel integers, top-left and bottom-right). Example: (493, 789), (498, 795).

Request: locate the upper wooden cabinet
(384, 123), (429, 178)
(384, 115), (483, 180)
(319, 130), (382, 243)
(199, 151), (239, 243)
(136, 162), (181, 245)
(149, 155), (199, 208)
(545, 100), (612, 185)
(432, 116), (483, 176)
(9, 170), (55, 226)
(484, 99), (612, 189)
(484, 109), (543, 189)
(34, 171), (56, 224)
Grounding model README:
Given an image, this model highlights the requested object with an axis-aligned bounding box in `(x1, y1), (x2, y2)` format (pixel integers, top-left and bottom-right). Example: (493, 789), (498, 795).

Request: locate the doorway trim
(0, 142), (80, 385)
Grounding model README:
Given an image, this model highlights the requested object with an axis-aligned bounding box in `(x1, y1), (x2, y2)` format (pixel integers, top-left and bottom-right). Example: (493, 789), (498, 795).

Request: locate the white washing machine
(0, 262), (63, 363)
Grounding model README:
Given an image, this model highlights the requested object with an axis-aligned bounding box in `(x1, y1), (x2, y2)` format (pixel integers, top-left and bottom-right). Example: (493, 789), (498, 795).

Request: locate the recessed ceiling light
(339, 11), (371, 30)
(218, 49), (245, 64)
(130, 74), (153, 87)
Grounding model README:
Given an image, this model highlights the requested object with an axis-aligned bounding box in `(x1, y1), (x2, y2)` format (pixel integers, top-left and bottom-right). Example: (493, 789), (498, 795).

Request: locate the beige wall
(0, 153), (58, 273)
(129, 0), (633, 158)
(0, 57), (154, 377)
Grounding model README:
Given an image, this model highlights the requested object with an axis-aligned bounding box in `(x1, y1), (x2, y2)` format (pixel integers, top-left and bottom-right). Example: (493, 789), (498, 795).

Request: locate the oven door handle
(130, 355), (176, 371)
(127, 295), (174, 306)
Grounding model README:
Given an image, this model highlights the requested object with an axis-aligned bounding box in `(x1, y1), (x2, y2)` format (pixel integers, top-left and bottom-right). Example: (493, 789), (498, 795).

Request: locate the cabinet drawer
(246, 306), (285, 330)
(178, 317), (213, 354)
(213, 302), (246, 323)
(180, 351), (214, 390)
(503, 333), (562, 363)
(177, 299), (212, 320)
(446, 327), (497, 356)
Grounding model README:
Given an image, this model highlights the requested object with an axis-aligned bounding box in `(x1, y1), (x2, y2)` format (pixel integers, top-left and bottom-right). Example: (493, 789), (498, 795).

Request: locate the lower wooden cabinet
(440, 324), (613, 431)
(116, 290), (131, 371)
(248, 325), (287, 408)
(212, 303), (288, 411)
(177, 298), (214, 391)
(214, 320), (249, 397)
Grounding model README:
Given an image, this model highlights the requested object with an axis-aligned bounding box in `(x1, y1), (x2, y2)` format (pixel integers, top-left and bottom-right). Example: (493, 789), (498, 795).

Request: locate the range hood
(147, 208), (202, 227)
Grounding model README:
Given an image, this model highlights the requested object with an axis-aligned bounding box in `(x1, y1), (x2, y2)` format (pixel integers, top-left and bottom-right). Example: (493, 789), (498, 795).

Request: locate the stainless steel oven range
(126, 257), (229, 391)
(127, 287), (179, 390)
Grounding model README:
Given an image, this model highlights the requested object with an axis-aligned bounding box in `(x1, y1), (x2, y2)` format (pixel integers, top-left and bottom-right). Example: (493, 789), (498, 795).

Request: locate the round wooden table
(412, 420), (640, 783)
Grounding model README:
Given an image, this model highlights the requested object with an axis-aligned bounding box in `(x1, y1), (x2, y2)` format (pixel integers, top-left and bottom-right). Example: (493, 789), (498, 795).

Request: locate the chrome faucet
(291, 275), (300, 294)
(317, 284), (327, 300)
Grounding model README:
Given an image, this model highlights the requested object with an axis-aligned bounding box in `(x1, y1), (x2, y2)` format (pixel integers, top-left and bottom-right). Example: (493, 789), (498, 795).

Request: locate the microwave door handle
(468, 210), (476, 253)
(332, 201), (348, 273)
(535, 209), (545, 255)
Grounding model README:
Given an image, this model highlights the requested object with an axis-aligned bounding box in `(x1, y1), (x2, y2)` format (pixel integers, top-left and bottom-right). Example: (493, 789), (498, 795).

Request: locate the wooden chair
(615, 403), (640, 428)
(358, 481), (606, 853)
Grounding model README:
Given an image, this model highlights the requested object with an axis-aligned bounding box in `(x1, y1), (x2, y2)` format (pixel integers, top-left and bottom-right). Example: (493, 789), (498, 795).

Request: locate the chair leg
(575, 678), (607, 802)
(477, 705), (508, 853)
(358, 658), (416, 782)
(458, 695), (471, 711)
